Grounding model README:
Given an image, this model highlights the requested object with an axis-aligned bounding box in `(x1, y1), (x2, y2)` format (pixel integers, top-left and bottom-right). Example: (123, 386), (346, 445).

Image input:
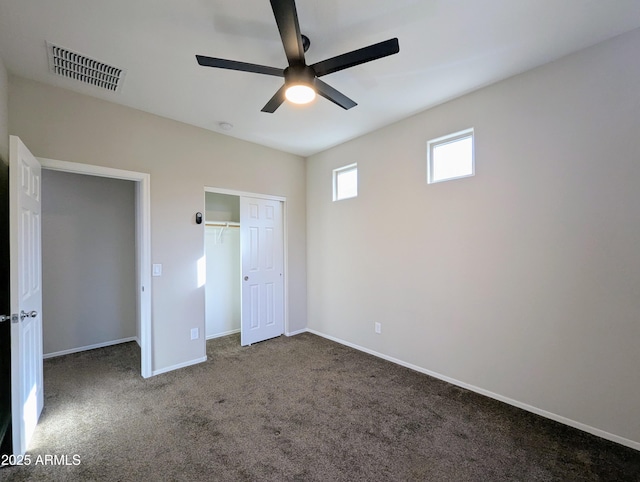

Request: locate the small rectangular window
(333, 163), (358, 201)
(427, 128), (474, 184)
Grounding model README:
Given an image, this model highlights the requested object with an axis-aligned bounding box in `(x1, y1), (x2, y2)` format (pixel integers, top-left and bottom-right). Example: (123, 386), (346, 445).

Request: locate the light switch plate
(152, 264), (162, 276)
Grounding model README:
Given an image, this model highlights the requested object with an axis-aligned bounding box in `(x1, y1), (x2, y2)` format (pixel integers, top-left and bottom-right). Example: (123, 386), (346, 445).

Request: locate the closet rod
(205, 222), (240, 228)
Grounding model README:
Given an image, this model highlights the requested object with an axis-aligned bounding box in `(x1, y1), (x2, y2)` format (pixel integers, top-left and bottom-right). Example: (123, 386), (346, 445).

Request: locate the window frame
(427, 128), (475, 184)
(332, 163), (358, 201)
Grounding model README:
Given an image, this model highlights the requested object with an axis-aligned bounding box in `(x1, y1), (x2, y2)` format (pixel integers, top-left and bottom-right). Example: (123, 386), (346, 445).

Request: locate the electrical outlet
(375, 322), (381, 334)
(190, 328), (199, 340)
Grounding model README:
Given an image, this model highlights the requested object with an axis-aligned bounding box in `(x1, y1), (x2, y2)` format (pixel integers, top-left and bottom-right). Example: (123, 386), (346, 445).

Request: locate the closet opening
(204, 192), (241, 340)
(42, 170), (137, 359)
(204, 187), (287, 346)
(39, 158), (151, 377)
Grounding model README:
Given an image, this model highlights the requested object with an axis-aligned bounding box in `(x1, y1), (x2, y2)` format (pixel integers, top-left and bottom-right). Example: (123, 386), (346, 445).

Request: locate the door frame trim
(204, 186), (289, 337)
(38, 157), (152, 378)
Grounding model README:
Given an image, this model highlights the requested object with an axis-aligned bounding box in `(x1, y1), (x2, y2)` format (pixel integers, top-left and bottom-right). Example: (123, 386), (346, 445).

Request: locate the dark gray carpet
(1, 333), (639, 481)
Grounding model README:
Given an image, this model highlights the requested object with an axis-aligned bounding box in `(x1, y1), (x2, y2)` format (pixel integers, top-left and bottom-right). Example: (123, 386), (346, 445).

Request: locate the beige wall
(307, 28), (640, 446)
(9, 77), (306, 372)
(42, 170), (136, 355)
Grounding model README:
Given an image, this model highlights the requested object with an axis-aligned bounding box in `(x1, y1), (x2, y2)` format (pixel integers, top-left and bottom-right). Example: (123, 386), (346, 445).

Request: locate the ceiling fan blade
(311, 38), (399, 77)
(270, 0), (305, 66)
(314, 79), (357, 110)
(261, 85), (288, 113)
(196, 55), (284, 77)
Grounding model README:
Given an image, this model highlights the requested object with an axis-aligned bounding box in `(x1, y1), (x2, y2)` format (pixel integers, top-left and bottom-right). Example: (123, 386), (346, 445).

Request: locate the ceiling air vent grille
(47, 42), (125, 92)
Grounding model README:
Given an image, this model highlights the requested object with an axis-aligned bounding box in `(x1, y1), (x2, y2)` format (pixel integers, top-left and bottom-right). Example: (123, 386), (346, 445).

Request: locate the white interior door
(9, 136), (43, 455)
(240, 197), (284, 346)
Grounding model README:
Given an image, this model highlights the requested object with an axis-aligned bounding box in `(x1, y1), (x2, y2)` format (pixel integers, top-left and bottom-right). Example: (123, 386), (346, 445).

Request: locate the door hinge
(0, 313), (19, 323)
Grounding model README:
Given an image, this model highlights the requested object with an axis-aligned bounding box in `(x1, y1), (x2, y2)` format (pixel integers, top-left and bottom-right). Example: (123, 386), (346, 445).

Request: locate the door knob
(244, 276), (249, 281)
(20, 310), (38, 321)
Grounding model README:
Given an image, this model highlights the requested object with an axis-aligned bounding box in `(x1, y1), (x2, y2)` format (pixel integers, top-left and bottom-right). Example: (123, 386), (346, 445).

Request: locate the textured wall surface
(307, 29), (640, 445)
(9, 77), (306, 372)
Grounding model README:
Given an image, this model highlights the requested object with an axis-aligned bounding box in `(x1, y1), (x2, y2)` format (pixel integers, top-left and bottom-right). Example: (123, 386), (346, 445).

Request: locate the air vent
(47, 42), (125, 92)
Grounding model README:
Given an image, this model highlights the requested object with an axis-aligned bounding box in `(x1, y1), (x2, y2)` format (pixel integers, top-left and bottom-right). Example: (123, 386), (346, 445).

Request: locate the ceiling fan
(196, 0), (399, 113)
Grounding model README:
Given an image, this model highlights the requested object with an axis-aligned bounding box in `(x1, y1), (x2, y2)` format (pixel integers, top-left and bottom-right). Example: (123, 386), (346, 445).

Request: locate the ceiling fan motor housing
(284, 64), (316, 87)
(196, 0), (400, 112)
(301, 34), (311, 53)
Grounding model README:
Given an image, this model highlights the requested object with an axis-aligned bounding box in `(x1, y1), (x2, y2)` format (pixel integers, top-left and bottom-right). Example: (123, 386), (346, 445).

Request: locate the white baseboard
(152, 356), (207, 376)
(285, 328), (307, 337)
(44, 337), (138, 359)
(306, 328), (640, 452)
(206, 329), (240, 340)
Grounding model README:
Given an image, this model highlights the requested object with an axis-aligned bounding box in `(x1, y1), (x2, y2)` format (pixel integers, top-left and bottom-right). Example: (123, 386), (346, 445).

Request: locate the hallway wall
(41, 169), (136, 355)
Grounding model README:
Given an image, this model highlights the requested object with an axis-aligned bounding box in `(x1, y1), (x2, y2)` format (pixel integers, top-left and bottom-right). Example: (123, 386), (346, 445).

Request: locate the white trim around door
(38, 158), (152, 378)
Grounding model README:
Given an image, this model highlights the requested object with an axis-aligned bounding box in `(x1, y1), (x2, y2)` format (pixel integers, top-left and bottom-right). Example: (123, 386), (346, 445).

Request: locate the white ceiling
(1, 1), (640, 157)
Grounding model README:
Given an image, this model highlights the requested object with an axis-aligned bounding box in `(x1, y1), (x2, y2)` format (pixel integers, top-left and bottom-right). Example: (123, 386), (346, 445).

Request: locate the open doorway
(42, 170), (136, 358)
(204, 187), (287, 346)
(39, 158), (151, 377)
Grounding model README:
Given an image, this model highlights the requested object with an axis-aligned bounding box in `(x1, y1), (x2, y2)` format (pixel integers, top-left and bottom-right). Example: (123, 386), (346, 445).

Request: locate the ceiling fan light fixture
(285, 84), (316, 104)
(196, 0), (400, 113)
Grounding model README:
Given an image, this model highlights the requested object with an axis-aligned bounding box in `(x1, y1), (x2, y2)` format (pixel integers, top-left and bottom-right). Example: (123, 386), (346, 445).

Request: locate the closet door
(240, 197), (284, 346)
